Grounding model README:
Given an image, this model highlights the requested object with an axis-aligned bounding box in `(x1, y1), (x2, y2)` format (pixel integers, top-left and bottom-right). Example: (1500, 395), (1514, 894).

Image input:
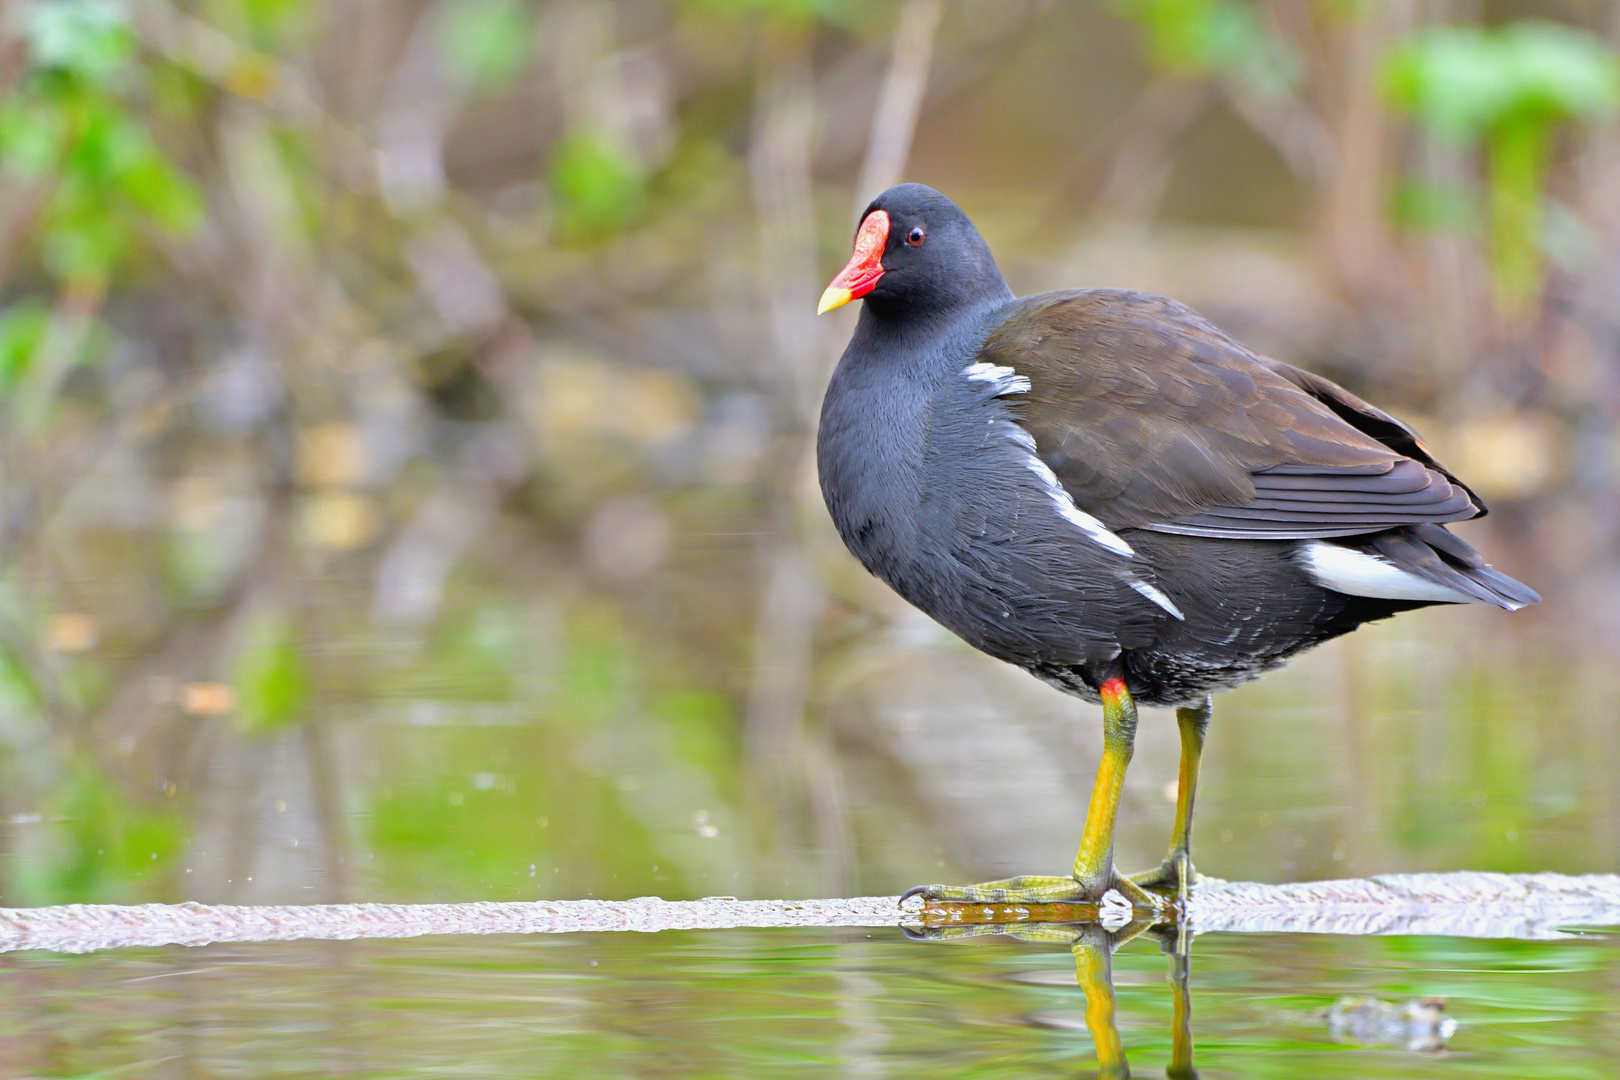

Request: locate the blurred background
(0, 0), (1616, 910)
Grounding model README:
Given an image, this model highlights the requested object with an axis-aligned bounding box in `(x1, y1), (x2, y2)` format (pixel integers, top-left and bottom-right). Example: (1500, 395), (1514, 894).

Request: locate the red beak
(818, 210), (889, 314)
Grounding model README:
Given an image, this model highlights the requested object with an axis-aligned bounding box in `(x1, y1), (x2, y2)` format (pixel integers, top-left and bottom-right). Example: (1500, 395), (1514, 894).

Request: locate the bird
(814, 183), (1538, 912)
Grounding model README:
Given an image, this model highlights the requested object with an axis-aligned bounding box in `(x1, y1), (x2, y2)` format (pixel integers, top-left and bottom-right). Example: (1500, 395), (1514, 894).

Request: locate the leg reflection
(1072, 923), (1129, 1079)
(1151, 927), (1197, 1079)
(906, 914), (1198, 1078)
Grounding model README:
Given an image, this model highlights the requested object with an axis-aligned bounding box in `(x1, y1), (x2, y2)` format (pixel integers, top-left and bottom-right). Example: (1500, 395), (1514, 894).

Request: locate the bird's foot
(900, 871), (1167, 913)
(1128, 853), (1199, 903)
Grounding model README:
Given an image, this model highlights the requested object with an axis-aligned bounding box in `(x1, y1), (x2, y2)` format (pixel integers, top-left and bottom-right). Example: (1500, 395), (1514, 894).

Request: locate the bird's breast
(820, 362), (1159, 666)
(816, 360), (933, 582)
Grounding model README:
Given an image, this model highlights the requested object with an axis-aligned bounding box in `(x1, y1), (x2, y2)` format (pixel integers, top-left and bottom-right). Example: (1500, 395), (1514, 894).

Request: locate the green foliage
(1386, 22), (1620, 141)
(1, 0), (204, 290)
(38, 101), (203, 281)
(232, 617), (309, 732)
(549, 129), (648, 241)
(1388, 180), (1476, 233)
(0, 639), (46, 738)
(237, 0), (311, 43)
(1386, 22), (1620, 315)
(0, 302), (51, 397)
(23, 0), (133, 85)
(8, 761), (185, 905)
(686, 0), (853, 23)
(1115, 0), (1298, 93)
(439, 0), (535, 91)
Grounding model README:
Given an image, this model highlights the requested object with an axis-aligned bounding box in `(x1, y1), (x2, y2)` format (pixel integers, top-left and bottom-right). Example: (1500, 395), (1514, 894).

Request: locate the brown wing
(982, 290), (1481, 538)
(1252, 354), (1486, 509)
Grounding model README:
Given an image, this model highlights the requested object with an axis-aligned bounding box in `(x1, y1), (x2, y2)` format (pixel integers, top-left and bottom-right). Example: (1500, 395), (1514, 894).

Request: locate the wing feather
(979, 290), (1483, 538)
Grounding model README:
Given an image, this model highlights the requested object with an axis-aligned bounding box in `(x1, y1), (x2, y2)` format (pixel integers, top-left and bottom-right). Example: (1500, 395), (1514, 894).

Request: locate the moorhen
(815, 183), (1537, 911)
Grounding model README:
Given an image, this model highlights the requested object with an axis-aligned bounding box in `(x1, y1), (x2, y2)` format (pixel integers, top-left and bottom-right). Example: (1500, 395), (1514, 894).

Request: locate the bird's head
(818, 183), (1008, 319)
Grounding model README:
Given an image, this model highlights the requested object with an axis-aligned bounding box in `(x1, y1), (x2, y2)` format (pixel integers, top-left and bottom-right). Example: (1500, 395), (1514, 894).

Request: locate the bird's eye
(906, 227), (925, 246)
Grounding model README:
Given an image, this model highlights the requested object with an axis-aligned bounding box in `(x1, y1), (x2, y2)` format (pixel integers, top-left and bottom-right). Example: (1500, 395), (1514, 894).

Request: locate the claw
(898, 884), (935, 905)
(1128, 856), (1199, 903)
(1107, 871), (1170, 912)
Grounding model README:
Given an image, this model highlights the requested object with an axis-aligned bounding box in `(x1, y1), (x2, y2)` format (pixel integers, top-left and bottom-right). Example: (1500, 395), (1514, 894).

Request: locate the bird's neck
(849, 290), (1013, 370)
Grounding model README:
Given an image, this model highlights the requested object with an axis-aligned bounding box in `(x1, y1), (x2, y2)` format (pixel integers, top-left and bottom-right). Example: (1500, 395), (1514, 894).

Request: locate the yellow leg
(904, 675), (1164, 910)
(1131, 696), (1210, 902)
(1072, 677), (1137, 881)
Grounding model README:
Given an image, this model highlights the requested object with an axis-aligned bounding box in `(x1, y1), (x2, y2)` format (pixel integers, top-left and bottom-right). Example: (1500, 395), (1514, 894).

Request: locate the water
(1, 924), (1615, 1076)
(6, 0), (1618, 1065)
(3, 486), (1613, 1074)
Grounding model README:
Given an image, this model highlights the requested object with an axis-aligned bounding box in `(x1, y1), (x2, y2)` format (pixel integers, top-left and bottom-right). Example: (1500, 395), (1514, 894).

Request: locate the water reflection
(0, 921), (1610, 1074)
(907, 915), (1190, 1078)
(908, 911), (1461, 1077)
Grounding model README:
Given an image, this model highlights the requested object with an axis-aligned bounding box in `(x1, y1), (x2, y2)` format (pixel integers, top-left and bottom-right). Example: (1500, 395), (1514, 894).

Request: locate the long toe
(904, 875), (1090, 904)
(903, 872), (1170, 909)
(1128, 858), (1199, 901)
(1105, 872), (1171, 913)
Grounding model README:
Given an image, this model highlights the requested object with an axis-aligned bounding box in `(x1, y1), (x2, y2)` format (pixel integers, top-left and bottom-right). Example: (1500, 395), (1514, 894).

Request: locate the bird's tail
(1366, 523), (1540, 611)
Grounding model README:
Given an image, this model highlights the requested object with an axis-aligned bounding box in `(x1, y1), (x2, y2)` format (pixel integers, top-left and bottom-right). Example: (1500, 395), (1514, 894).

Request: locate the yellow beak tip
(817, 286), (853, 315)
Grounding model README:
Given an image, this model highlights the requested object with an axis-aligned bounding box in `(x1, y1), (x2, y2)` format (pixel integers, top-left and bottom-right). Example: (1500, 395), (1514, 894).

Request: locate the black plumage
(815, 183), (1537, 908)
(817, 184), (1535, 709)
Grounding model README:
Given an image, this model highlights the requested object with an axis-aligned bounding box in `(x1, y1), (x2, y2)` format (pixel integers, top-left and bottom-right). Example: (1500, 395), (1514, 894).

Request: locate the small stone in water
(1327, 996), (1457, 1051)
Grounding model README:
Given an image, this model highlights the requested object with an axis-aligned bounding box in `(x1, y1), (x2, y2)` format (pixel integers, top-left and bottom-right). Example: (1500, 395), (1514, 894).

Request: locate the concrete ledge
(1, 872), (1616, 953)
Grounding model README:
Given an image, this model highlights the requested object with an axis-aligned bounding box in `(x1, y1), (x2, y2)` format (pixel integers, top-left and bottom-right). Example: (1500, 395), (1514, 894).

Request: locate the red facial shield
(818, 210), (889, 314)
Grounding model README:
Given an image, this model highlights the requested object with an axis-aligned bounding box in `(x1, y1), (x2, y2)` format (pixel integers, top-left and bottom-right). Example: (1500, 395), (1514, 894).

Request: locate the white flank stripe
(963, 361), (1031, 396)
(1300, 541), (1474, 604)
(968, 362), (1132, 559)
(1022, 456), (1135, 557)
(1127, 576), (1185, 619)
(1005, 424), (1037, 452)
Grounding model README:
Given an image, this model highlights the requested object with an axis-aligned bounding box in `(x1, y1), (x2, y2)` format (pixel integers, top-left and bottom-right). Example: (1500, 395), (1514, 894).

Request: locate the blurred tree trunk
(1319, 0), (1404, 301)
(744, 3), (945, 894)
(853, 0), (945, 212)
(744, 17), (842, 892)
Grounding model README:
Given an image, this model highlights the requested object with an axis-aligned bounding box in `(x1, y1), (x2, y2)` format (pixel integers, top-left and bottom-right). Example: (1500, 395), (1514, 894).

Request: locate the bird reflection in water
(906, 911), (1196, 1079)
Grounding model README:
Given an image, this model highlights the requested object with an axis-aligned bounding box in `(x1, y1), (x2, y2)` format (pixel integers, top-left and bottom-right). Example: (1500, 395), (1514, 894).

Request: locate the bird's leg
(904, 675), (1165, 911)
(1130, 696), (1211, 902)
(1072, 676), (1164, 909)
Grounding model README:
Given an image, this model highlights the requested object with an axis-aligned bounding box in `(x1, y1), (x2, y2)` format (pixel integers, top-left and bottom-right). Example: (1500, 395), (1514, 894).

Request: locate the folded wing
(981, 289), (1483, 539)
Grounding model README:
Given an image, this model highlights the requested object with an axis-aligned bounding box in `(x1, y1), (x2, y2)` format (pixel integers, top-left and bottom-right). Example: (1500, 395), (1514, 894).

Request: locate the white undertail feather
(1299, 540), (1476, 604)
